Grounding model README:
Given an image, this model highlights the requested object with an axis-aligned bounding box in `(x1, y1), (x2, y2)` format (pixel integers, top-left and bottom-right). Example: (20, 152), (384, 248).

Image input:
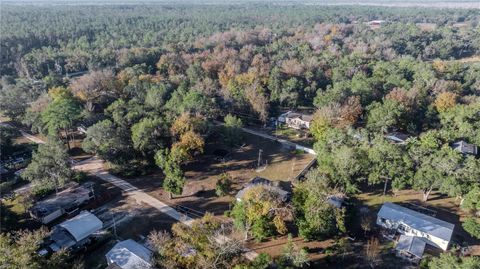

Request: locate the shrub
(462, 217), (480, 239)
(73, 171), (88, 183)
(215, 173), (232, 196)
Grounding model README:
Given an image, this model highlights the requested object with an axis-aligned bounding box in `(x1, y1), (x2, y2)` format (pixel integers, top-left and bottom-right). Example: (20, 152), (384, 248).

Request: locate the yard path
(214, 120), (316, 155)
(3, 120), (259, 260)
(0, 122), (45, 144)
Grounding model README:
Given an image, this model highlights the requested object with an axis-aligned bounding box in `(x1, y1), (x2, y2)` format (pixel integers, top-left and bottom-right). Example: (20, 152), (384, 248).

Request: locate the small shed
(106, 239), (153, 269)
(452, 140), (478, 156)
(236, 177), (290, 202)
(377, 203), (454, 251)
(385, 132), (410, 144)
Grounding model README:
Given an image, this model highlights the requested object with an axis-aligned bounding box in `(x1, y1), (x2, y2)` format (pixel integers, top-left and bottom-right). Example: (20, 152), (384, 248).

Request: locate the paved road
(1, 121), (194, 224)
(74, 157), (258, 259)
(3, 121), (258, 259)
(74, 157), (195, 225)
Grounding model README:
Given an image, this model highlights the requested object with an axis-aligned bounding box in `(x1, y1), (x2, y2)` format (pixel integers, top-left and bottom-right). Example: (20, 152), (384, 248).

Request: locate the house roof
(235, 177), (290, 202)
(285, 112), (313, 122)
(396, 235), (426, 258)
(59, 211), (103, 242)
(385, 132), (409, 143)
(106, 239), (153, 269)
(31, 184), (93, 217)
(377, 203), (454, 242)
(452, 140), (478, 155)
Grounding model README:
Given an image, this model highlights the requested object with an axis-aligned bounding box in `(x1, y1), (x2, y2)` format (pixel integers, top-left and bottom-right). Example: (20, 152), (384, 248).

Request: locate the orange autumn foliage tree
(434, 92), (458, 113)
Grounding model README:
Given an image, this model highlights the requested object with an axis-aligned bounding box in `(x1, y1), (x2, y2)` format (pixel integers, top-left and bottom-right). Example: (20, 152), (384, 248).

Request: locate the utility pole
(257, 149), (263, 168)
(111, 212), (117, 238)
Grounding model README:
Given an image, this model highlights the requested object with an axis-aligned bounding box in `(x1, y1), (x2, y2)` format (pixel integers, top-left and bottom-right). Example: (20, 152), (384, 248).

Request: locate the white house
(106, 239), (153, 269)
(49, 211), (103, 252)
(376, 203), (454, 251)
(278, 111), (313, 130)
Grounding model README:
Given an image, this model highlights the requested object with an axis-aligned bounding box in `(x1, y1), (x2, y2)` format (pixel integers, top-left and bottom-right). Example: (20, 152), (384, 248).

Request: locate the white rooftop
(106, 239), (153, 269)
(59, 211), (103, 242)
(378, 203), (454, 242)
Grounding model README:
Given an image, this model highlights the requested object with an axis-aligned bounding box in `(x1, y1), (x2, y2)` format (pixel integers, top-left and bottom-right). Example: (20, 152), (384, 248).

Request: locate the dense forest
(1, 2), (480, 269)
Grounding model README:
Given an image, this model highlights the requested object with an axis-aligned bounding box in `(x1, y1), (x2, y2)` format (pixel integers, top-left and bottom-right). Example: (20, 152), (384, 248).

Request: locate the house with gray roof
(395, 234), (426, 264)
(48, 211), (103, 252)
(30, 182), (95, 224)
(376, 203), (454, 251)
(278, 111), (313, 130)
(385, 132), (410, 144)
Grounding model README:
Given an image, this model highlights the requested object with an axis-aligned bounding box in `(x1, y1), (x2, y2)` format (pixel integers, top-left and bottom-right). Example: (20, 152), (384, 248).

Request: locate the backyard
(124, 130), (315, 216)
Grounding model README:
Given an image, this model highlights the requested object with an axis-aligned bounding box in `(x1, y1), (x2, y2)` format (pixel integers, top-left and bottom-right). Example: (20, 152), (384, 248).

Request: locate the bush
(0, 181), (15, 196)
(462, 217), (480, 239)
(31, 184), (55, 198)
(215, 173), (232, 196)
(73, 171), (88, 183)
(251, 216), (274, 242)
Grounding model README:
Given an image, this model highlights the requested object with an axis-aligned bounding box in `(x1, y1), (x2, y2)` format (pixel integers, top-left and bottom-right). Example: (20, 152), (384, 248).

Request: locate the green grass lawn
(0, 196), (39, 232)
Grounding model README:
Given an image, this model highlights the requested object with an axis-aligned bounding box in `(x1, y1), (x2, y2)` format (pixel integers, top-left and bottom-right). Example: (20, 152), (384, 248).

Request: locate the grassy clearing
(270, 125), (314, 147)
(1, 195), (40, 232)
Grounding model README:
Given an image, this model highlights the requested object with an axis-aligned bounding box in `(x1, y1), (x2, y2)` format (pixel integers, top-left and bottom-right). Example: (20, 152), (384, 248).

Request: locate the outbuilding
(235, 177), (290, 202)
(451, 140), (478, 156)
(385, 132), (410, 144)
(105, 239), (153, 269)
(49, 211), (103, 252)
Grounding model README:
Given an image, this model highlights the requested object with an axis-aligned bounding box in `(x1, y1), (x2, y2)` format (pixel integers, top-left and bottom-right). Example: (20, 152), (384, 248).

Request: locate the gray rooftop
(452, 140), (478, 156)
(285, 112), (313, 122)
(396, 235), (426, 258)
(235, 177), (290, 202)
(378, 203), (454, 242)
(31, 183), (93, 217)
(106, 239), (153, 269)
(385, 132), (410, 143)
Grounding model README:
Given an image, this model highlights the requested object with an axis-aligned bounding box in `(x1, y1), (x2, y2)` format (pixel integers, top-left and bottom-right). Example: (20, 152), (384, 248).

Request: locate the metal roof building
(49, 211), (103, 251)
(396, 235), (426, 260)
(106, 239), (153, 269)
(377, 203), (454, 251)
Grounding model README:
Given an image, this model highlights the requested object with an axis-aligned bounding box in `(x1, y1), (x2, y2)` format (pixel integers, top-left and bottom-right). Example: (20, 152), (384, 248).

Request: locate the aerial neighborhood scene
(1, 0), (480, 268)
